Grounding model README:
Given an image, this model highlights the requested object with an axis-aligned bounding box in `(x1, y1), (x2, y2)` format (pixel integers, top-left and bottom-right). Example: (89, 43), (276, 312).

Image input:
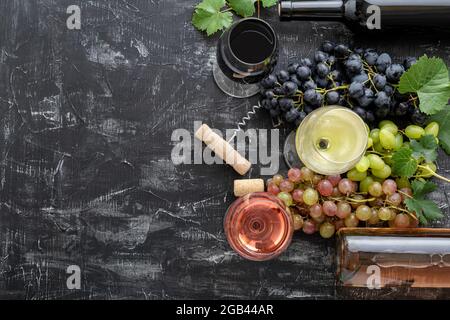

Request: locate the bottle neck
(279, 0), (344, 20)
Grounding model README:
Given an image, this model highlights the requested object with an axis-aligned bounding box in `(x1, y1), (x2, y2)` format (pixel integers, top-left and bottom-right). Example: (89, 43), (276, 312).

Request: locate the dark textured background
(0, 0), (449, 300)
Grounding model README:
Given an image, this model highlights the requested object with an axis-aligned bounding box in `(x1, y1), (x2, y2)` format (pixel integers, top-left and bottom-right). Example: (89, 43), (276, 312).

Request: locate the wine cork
(195, 124), (251, 175)
(234, 179), (265, 197)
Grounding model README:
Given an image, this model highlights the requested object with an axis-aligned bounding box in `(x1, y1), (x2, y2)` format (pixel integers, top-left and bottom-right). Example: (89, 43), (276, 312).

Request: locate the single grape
(370, 129), (380, 144)
(317, 179), (333, 196)
(302, 79), (317, 91)
(303, 188), (319, 206)
(389, 209), (397, 221)
(322, 41), (335, 53)
(393, 134), (403, 150)
(279, 98), (295, 111)
(292, 189), (305, 203)
(267, 182), (280, 195)
(419, 162), (437, 178)
(424, 122), (439, 137)
(405, 125), (425, 140)
(315, 50), (329, 63)
(394, 213), (410, 228)
(278, 192), (293, 206)
(296, 66), (311, 81)
(338, 178), (354, 195)
(302, 219), (316, 234)
(372, 142), (385, 154)
(387, 193), (402, 206)
(367, 137), (373, 149)
(376, 53), (392, 73)
(379, 120), (398, 134)
(288, 168), (302, 183)
(285, 108), (301, 123)
(334, 44), (350, 58)
(377, 207), (392, 221)
(309, 203), (323, 218)
(283, 81), (298, 96)
(373, 74), (386, 90)
(356, 205), (372, 221)
(349, 82), (365, 99)
(299, 58), (313, 68)
(374, 91), (391, 109)
(300, 167), (314, 181)
(352, 72), (369, 83)
(345, 58), (363, 74)
(357, 88), (375, 107)
(287, 62), (300, 74)
(368, 181), (383, 197)
(319, 222), (336, 239)
(359, 176), (374, 193)
(382, 179), (397, 196)
(327, 174), (342, 187)
(363, 50), (378, 66)
(323, 201), (337, 217)
(293, 214), (304, 230)
(399, 187), (413, 202)
(336, 201), (352, 219)
(260, 74), (277, 88)
(355, 156), (370, 173)
(368, 208), (380, 225)
(272, 174), (284, 186)
(367, 154), (385, 171)
(316, 63), (330, 78)
(344, 214), (360, 227)
(347, 168), (367, 182)
(385, 64), (405, 82)
(395, 102), (410, 116)
(372, 164), (392, 180)
(379, 129), (396, 150)
(312, 174), (324, 186)
(277, 70), (290, 83)
(280, 179), (295, 193)
(325, 91), (340, 105)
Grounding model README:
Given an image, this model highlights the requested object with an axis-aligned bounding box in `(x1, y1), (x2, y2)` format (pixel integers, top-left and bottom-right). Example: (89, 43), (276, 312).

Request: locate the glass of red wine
(213, 18), (278, 98)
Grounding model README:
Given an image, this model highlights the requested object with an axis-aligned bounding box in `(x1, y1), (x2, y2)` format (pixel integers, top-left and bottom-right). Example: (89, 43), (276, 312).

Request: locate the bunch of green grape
(355, 120), (440, 181)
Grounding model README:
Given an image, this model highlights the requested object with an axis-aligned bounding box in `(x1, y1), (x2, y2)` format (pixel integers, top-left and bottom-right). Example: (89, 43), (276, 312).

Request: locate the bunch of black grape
(260, 42), (426, 127)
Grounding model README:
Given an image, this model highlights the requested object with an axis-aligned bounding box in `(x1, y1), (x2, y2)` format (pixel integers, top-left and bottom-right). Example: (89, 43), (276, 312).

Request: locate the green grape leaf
(192, 0), (233, 36)
(430, 107), (450, 155)
(398, 55), (450, 115)
(410, 134), (438, 163)
(227, 0), (255, 17)
(261, 0), (277, 7)
(410, 179), (437, 199)
(405, 198), (443, 225)
(405, 180), (442, 225)
(391, 147), (418, 177)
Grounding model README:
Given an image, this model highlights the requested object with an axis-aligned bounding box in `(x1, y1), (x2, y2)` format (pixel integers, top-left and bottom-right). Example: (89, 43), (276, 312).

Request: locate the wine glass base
(283, 130), (303, 169)
(213, 60), (260, 98)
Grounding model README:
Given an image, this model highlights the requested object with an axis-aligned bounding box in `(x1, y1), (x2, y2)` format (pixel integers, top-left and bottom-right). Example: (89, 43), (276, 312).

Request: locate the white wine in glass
(284, 106), (368, 175)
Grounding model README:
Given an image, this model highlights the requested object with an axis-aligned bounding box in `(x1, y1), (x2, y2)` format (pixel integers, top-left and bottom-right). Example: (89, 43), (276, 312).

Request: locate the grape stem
(397, 189), (413, 199)
(386, 206), (418, 220)
(417, 165), (450, 183)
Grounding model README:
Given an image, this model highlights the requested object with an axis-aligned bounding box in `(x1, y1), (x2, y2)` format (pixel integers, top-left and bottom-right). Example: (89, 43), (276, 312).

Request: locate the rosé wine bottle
(224, 192), (294, 261)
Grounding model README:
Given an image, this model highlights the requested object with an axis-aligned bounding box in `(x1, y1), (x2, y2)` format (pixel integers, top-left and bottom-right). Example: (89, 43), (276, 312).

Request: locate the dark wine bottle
(278, 0), (450, 30)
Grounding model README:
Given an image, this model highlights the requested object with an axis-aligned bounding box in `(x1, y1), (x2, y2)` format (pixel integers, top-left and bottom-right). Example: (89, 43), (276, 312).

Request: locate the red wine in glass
(214, 18), (278, 98)
(224, 192), (293, 261)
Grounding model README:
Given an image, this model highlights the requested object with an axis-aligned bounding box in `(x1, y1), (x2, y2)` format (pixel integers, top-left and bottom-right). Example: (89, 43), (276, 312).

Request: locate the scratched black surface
(0, 0), (449, 300)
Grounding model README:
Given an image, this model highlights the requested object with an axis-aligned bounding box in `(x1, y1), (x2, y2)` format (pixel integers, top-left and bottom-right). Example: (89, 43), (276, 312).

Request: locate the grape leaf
(391, 147), (418, 177)
(228, 0), (255, 17)
(410, 134), (438, 163)
(405, 180), (442, 225)
(261, 0), (277, 7)
(405, 198), (443, 225)
(430, 107), (450, 155)
(398, 55), (450, 115)
(411, 179), (437, 198)
(192, 0), (233, 36)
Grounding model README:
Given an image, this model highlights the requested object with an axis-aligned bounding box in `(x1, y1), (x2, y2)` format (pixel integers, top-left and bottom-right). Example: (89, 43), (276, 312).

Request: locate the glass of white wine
(283, 106), (368, 175)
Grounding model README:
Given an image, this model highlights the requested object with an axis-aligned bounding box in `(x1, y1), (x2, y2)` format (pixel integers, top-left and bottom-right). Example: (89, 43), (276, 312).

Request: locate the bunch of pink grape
(267, 166), (417, 238)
